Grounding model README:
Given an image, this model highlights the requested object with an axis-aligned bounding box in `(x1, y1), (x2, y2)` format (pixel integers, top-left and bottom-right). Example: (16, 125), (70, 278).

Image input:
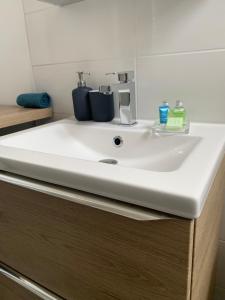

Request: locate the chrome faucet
(106, 71), (137, 125)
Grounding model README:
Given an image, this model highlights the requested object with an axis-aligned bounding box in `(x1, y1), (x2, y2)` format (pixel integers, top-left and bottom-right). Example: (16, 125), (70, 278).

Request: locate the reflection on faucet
(106, 71), (137, 125)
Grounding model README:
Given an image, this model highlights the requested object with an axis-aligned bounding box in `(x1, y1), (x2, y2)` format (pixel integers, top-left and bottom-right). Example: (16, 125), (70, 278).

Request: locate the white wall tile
(25, 0), (136, 66)
(0, 0), (34, 105)
(150, 0), (225, 55)
(216, 241), (225, 289)
(33, 58), (134, 114)
(137, 51), (225, 122)
(135, 0), (153, 57)
(23, 0), (53, 13)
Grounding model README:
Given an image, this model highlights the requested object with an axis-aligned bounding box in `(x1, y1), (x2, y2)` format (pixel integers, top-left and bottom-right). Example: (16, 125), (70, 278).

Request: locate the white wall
(0, 0), (34, 105)
(22, 0), (225, 123)
(22, 0), (225, 296)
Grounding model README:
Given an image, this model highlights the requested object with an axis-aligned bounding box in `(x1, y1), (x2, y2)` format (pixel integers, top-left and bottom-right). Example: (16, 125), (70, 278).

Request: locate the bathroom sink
(0, 119), (200, 172)
(0, 118), (224, 218)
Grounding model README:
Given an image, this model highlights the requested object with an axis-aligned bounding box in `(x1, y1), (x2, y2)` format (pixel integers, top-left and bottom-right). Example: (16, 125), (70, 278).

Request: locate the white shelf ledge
(37, 0), (84, 6)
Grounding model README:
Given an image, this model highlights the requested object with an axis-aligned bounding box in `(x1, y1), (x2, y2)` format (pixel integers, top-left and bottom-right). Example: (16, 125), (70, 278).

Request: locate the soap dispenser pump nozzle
(175, 100), (184, 108)
(77, 72), (90, 88)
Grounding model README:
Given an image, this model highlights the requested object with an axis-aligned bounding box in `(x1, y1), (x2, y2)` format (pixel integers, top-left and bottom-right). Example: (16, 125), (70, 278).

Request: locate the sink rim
(0, 118), (224, 219)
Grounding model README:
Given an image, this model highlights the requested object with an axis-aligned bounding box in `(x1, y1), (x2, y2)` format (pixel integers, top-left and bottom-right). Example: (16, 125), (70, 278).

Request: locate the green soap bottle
(173, 100), (186, 124)
(166, 100), (186, 130)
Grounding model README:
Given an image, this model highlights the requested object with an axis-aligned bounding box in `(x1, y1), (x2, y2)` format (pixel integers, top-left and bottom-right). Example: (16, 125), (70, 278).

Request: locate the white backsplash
(33, 58), (134, 116)
(23, 0), (225, 123)
(22, 0), (225, 295)
(25, 0), (136, 66)
(137, 51), (225, 122)
(150, 0), (225, 55)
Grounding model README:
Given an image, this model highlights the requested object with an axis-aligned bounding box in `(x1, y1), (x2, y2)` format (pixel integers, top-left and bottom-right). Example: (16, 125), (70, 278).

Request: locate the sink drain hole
(99, 159), (118, 165)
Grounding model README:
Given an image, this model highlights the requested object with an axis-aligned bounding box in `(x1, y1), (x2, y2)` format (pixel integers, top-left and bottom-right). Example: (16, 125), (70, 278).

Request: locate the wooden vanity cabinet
(0, 158), (224, 300)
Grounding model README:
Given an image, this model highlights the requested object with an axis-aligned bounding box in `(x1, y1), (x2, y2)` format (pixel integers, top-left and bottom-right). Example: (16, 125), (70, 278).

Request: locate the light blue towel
(17, 93), (51, 108)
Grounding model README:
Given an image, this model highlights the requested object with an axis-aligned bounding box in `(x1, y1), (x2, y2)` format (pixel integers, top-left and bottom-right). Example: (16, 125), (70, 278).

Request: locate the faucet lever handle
(105, 71), (134, 84)
(118, 73), (128, 84)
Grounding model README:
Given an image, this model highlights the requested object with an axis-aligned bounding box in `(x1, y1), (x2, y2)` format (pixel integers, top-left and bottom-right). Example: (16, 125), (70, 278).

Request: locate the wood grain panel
(191, 157), (225, 300)
(0, 181), (194, 300)
(0, 105), (52, 129)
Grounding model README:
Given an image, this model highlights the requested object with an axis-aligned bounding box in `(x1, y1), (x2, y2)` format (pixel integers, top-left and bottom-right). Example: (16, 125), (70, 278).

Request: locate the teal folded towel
(17, 93), (51, 108)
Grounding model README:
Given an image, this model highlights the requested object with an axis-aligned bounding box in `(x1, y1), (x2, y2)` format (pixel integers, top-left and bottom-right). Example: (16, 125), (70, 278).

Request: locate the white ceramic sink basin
(0, 118), (224, 218)
(0, 120), (200, 172)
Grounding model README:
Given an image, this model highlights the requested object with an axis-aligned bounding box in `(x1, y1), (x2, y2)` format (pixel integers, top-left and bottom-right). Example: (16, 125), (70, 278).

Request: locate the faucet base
(119, 121), (138, 127)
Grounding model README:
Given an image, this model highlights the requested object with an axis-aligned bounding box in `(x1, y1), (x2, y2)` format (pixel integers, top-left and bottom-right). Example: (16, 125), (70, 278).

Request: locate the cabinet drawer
(0, 263), (63, 300)
(0, 273), (39, 300)
(0, 181), (194, 300)
(0, 266), (41, 300)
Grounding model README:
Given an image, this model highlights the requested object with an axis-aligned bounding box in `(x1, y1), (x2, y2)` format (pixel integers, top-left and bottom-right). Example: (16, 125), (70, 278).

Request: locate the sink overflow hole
(113, 136), (123, 147)
(99, 159), (118, 165)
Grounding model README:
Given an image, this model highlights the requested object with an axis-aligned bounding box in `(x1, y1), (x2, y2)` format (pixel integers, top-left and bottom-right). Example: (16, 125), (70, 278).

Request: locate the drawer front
(0, 263), (63, 300)
(0, 269), (40, 300)
(0, 181), (194, 300)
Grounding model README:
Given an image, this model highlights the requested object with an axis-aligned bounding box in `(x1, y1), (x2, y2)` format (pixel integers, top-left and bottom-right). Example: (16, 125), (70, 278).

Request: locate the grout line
(31, 48), (225, 69)
(133, 0), (138, 118)
(139, 47), (225, 59)
(21, 0), (37, 91)
(32, 56), (136, 68)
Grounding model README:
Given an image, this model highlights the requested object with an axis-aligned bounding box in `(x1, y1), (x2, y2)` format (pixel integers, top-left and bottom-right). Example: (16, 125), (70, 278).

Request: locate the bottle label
(166, 117), (184, 129)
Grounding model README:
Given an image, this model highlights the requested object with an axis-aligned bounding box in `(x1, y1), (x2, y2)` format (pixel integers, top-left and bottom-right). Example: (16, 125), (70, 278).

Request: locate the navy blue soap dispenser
(89, 86), (115, 122)
(72, 72), (92, 121)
